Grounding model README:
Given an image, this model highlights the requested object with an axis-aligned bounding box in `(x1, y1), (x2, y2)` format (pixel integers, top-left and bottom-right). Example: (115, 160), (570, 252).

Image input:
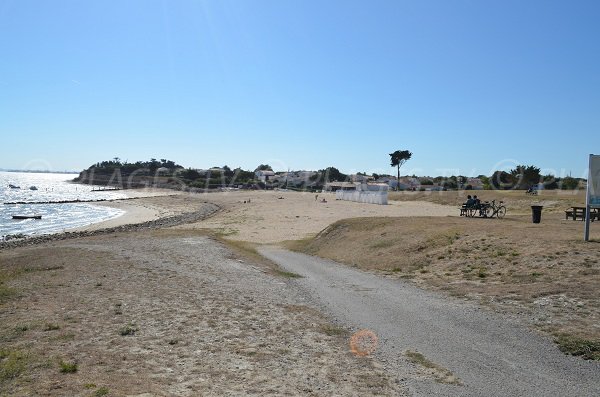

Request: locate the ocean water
(1, 171), (126, 239)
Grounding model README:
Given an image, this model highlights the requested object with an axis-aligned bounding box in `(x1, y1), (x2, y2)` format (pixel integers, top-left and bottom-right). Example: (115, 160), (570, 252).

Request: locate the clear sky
(1, 0), (599, 178)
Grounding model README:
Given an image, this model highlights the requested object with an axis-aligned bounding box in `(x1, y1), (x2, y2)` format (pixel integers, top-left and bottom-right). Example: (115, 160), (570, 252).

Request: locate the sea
(1, 171), (126, 239)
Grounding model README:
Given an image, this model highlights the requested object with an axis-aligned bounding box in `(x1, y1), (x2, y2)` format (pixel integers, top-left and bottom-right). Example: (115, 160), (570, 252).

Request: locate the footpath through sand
(259, 246), (600, 397)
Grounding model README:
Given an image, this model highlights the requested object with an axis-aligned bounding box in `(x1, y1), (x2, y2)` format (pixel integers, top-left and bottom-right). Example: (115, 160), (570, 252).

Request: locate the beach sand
(75, 189), (456, 241)
(177, 190), (457, 243)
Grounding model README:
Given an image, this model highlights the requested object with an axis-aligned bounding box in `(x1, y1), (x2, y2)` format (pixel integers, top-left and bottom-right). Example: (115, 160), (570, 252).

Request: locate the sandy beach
(176, 190), (457, 243)
(75, 189), (456, 241)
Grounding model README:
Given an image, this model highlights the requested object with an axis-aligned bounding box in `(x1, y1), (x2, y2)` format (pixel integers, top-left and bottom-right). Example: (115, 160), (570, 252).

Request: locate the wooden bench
(566, 207), (599, 221)
(460, 204), (478, 216)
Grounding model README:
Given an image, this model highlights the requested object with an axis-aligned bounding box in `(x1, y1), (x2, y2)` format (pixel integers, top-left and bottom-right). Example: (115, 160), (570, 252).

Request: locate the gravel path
(258, 246), (600, 397)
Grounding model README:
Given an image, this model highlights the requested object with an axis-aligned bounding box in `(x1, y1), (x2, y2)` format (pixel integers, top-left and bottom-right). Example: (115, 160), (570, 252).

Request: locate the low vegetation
(0, 269), (19, 303)
(58, 360), (78, 373)
(389, 189), (586, 215)
(555, 334), (600, 360)
(94, 387), (110, 396)
(405, 350), (461, 385)
(0, 349), (28, 384)
(276, 270), (303, 278)
(119, 324), (138, 336)
(289, 214), (600, 359)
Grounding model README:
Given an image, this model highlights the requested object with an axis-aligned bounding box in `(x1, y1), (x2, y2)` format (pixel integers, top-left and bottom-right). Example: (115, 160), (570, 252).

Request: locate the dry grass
(146, 228), (290, 278)
(404, 350), (462, 385)
(388, 189), (586, 215)
(0, 267), (22, 304)
(290, 214), (600, 355)
(0, 231), (404, 395)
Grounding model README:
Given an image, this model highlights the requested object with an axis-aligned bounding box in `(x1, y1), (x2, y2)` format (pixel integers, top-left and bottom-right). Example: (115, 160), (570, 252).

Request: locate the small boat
(29, 186), (38, 191)
(8, 184), (21, 189)
(12, 215), (42, 220)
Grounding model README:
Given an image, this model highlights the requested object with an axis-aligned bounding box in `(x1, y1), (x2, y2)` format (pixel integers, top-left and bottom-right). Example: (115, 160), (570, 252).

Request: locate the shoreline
(1, 189), (459, 248)
(1, 188), (217, 248)
(0, 200), (221, 250)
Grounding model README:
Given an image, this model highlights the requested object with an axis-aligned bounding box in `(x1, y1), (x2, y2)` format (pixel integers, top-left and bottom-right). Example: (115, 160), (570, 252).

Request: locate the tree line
(78, 157), (584, 191)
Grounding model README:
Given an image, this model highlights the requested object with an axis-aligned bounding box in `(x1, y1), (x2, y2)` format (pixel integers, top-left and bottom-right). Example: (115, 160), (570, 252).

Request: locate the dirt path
(0, 231), (404, 396)
(258, 246), (600, 397)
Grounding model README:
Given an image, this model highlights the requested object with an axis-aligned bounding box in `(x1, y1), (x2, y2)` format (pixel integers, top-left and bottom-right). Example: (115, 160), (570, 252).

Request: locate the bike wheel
(497, 206), (507, 218)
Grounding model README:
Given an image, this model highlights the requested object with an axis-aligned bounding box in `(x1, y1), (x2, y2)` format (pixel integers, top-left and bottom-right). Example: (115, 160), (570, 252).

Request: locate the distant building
(350, 174), (373, 183)
(324, 182), (357, 192)
(281, 171), (318, 187)
(378, 177), (409, 190)
(465, 177), (484, 190)
(255, 170), (275, 183)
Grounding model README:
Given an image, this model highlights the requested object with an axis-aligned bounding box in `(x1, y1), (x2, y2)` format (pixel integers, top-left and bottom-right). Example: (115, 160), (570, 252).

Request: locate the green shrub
(59, 360), (77, 373)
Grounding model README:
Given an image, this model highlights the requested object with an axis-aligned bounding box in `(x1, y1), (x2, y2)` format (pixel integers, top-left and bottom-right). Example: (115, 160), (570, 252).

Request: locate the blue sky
(1, 0), (599, 178)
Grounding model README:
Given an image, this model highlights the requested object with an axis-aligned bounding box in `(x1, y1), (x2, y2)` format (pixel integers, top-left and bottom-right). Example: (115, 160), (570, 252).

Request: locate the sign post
(585, 154), (600, 241)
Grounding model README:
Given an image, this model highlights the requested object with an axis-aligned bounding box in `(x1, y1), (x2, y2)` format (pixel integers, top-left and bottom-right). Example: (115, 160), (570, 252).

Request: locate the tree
(180, 168), (201, 181)
(509, 165), (541, 189)
(389, 150), (412, 190)
(254, 164), (273, 172)
(490, 171), (512, 190)
(560, 176), (579, 190)
(222, 165), (234, 178)
(310, 167), (348, 187)
(542, 174), (558, 190)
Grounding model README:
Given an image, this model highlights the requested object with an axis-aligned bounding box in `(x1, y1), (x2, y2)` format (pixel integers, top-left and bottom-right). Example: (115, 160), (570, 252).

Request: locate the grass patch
(0, 270), (18, 303)
(405, 350), (462, 385)
(213, 235), (283, 275)
(477, 267), (488, 278)
(369, 239), (396, 249)
(119, 324), (138, 336)
(320, 324), (347, 336)
(276, 270), (302, 278)
(555, 334), (600, 360)
(59, 360), (77, 373)
(94, 387), (110, 396)
(52, 333), (76, 342)
(0, 349), (28, 383)
(427, 230), (461, 248)
(44, 323), (60, 331)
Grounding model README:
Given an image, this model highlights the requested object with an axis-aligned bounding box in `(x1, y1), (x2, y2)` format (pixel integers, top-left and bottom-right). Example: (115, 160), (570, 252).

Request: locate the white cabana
(335, 183), (388, 205)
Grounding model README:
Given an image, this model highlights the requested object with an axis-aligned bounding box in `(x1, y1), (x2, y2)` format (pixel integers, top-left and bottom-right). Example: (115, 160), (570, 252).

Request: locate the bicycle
(480, 200), (507, 218)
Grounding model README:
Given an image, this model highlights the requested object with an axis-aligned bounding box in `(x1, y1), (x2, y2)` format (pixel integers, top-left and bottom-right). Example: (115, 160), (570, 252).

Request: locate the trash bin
(531, 205), (543, 223)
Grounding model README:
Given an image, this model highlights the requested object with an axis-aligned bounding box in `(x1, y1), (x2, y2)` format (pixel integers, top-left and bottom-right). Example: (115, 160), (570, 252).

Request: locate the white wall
(335, 190), (388, 205)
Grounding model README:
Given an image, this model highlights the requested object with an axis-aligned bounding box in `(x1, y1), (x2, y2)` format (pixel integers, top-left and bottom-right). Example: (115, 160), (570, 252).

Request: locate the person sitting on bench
(464, 195), (475, 207)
